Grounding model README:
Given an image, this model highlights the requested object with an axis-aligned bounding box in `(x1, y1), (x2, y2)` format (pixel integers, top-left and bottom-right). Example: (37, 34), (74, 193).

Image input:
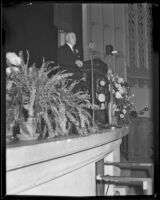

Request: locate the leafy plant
(35, 68), (92, 139)
(6, 50), (92, 141)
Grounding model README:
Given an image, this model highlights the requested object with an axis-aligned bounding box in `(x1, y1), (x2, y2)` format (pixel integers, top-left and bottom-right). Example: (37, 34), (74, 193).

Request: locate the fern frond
(42, 112), (55, 138)
(66, 111), (79, 126)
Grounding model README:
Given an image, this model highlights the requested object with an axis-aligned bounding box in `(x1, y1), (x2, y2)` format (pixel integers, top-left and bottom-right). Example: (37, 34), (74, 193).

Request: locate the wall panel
(82, 3), (153, 116)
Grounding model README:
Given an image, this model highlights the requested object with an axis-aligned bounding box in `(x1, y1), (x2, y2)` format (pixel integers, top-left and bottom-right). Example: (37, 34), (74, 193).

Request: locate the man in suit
(58, 32), (88, 94)
(57, 32), (83, 73)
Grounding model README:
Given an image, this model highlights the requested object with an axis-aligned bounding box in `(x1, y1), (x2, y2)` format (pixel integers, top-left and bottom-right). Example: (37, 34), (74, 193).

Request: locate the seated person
(57, 32), (83, 78)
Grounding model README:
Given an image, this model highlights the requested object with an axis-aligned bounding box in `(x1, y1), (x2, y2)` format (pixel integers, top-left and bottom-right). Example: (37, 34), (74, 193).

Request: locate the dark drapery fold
(54, 3), (74, 32)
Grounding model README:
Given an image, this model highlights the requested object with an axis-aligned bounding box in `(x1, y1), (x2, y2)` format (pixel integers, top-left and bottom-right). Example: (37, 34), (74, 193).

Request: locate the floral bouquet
(107, 69), (136, 127)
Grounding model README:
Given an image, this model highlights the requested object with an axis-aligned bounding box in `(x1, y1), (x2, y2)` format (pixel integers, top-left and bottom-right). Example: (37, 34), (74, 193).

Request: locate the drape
(54, 3), (74, 32)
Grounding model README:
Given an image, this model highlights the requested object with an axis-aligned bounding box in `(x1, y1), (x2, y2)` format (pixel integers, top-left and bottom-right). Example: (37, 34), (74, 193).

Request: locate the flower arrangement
(107, 69), (136, 126)
(6, 50), (93, 142)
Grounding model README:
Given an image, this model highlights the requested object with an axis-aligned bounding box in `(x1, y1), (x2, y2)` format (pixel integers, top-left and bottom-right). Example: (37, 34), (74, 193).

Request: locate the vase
(17, 133), (39, 141)
(19, 117), (38, 140)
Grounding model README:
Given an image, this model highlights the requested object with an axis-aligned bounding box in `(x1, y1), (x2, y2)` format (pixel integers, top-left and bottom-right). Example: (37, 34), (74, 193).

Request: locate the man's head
(65, 32), (76, 47)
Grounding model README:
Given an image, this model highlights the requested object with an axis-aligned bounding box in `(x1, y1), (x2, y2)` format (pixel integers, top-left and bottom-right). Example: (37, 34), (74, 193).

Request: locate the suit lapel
(66, 44), (75, 55)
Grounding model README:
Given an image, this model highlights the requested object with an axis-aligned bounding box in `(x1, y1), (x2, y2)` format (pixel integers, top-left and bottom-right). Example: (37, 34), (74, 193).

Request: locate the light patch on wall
(131, 87), (152, 118)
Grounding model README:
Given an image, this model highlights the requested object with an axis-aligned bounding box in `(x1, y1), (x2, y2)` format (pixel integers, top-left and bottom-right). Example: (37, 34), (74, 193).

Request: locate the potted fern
(6, 50), (93, 142)
(6, 51), (43, 140)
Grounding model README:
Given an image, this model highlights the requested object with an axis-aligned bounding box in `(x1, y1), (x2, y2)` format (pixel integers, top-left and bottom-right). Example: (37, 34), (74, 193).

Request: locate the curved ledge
(7, 127), (129, 194)
(7, 127), (129, 170)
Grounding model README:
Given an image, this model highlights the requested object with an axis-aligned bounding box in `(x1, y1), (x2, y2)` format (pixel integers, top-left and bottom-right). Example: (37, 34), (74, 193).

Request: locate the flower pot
(20, 117), (37, 140)
(16, 133), (39, 141)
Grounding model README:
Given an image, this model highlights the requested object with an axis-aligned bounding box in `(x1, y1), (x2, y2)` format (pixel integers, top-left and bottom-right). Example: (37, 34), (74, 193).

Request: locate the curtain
(54, 3), (74, 32)
(3, 3), (58, 66)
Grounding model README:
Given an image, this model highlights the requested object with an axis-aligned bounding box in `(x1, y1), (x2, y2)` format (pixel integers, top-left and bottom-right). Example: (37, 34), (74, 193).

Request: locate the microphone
(105, 44), (120, 56)
(112, 50), (120, 55)
(88, 41), (96, 50)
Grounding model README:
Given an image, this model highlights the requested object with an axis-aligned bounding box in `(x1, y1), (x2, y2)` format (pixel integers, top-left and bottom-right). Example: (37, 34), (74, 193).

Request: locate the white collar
(67, 43), (74, 51)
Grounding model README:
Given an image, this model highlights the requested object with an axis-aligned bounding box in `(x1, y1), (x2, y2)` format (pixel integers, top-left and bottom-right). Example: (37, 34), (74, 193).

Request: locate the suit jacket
(57, 43), (81, 71)
(57, 43), (84, 84)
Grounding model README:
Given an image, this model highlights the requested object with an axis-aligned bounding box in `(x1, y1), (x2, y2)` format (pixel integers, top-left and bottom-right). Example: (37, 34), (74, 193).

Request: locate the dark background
(2, 2), (159, 62)
(2, 2), (58, 66)
(2, 2), (82, 67)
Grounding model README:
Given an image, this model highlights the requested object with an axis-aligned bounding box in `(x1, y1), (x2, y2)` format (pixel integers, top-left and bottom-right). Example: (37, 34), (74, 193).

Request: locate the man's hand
(75, 60), (83, 68)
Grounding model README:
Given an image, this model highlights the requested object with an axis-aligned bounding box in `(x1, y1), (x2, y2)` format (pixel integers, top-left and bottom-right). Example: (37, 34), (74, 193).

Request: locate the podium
(81, 58), (109, 100)
(58, 58), (110, 126)
(82, 58), (109, 73)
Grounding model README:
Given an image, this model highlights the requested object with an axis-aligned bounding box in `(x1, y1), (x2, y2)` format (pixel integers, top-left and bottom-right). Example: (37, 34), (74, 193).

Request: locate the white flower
(98, 93), (105, 102)
(118, 77), (124, 84)
(6, 67), (11, 75)
(115, 83), (120, 88)
(6, 66), (19, 75)
(120, 114), (124, 118)
(123, 109), (126, 114)
(119, 87), (124, 94)
(6, 52), (22, 66)
(115, 91), (122, 99)
(100, 80), (106, 86)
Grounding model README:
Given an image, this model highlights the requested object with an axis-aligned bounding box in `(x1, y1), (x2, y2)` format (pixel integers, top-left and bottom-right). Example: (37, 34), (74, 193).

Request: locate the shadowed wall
(3, 2), (58, 67)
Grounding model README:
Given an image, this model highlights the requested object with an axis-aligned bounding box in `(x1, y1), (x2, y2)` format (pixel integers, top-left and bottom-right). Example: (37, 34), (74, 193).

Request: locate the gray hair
(65, 32), (75, 42)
